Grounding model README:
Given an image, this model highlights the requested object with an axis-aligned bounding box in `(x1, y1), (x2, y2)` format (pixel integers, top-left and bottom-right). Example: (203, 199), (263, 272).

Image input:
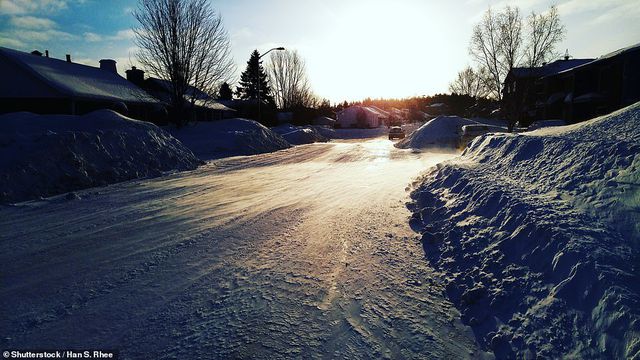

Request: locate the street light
(256, 47), (285, 123)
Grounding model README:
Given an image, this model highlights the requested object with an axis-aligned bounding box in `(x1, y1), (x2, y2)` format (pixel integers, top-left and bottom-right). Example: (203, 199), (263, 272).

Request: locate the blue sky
(1, 0), (639, 103)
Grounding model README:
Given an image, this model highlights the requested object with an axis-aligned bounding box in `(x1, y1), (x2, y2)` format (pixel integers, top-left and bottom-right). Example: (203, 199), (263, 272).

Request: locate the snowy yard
(0, 138), (489, 359)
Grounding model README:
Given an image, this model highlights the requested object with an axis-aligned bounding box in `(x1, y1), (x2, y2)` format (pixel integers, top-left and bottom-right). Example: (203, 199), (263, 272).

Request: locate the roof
(553, 42), (640, 76)
(368, 105), (390, 116)
(145, 78), (235, 111)
(597, 42), (640, 61)
(509, 58), (594, 79)
(338, 105), (389, 118)
(0, 46), (158, 104)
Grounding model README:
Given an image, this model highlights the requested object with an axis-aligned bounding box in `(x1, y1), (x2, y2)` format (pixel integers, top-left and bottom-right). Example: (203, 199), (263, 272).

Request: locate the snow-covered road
(1, 138), (489, 359)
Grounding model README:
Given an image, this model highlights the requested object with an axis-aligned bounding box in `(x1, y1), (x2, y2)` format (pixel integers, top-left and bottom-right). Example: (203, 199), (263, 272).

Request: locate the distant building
(336, 105), (389, 128)
(125, 66), (235, 122)
(426, 103), (450, 116)
(217, 99), (261, 119)
(538, 43), (640, 123)
(502, 43), (640, 125)
(0, 46), (161, 121)
(502, 57), (593, 126)
(389, 107), (409, 124)
(312, 116), (336, 127)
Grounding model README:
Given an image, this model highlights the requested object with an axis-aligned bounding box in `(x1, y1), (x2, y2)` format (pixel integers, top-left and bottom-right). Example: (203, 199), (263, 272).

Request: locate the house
(125, 66), (235, 122)
(502, 57), (593, 126)
(537, 43), (640, 123)
(313, 116), (336, 127)
(218, 99), (262, 119)
(0, 46), (161, 122)
(336, 105), (389, 128)
(426, 103), (450, 116)
(389, 107), (409, 125)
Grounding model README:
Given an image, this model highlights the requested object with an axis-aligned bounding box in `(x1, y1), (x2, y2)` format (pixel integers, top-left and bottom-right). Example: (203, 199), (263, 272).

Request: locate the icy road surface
(1, 138), (488, 359)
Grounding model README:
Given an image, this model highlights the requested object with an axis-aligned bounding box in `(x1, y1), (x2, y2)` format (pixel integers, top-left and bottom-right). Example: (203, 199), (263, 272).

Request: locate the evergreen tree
(236, 50), (275, 106)
(219, 82), (232, 100)
(318, 98), (332, 117)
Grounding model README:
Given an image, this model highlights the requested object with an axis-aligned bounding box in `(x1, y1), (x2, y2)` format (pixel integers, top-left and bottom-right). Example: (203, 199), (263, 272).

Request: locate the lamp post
(256, 47), (285, 123)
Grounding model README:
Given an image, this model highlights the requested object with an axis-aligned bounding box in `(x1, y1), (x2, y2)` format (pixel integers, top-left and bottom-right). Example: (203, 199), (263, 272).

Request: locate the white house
(336, 105), (389, 128)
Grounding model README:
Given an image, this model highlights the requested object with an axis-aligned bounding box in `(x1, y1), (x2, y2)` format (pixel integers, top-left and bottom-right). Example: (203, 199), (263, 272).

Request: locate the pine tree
(236, 50), (275, 106)
(219, 82), (232, 100)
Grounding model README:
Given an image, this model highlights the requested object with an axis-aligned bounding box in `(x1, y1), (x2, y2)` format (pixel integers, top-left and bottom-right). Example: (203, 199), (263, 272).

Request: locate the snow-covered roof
(552, 42), (640, 76)
(509, 58), (594, 79)
(597, 42), (640, 61)
(337, 105), (388, 118)
(0, 46), (158, 104)
(367, 106), (390, 117)
(365, 107), (388, 118)
(145, 78), (235, 111)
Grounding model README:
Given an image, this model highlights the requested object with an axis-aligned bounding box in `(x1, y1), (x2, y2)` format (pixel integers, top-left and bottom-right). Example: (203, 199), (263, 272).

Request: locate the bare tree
(470, 5), (564, 100)
(133, 0), (235, 125)
(470, 8), (504, 100)
(449, 66), (490, 98)
(524, 6), (565, 67)
(267, 50), (317, 110)
(498, 6), (524, 74)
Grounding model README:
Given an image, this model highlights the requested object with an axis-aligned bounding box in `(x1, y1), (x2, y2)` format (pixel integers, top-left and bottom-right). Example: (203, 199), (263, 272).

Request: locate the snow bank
(271, 124), (329, 145)
(167, 118), (290, 160)
(312, 116), (336, 126)
(0, 110), (201, 204)
(395, 116), (478, 149)
(310, 125), (336, 139)
(409, 103), (640, 358)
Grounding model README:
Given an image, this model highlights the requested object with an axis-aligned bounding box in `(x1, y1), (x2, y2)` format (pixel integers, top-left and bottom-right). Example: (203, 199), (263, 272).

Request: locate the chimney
(563, 49), (570, 61)
(66, 54), (71, 62)
(45, 50), (49, 58)
(125, 66), (145, 86)
(31, 50), (43, 56)
(99, 59), (117, 74)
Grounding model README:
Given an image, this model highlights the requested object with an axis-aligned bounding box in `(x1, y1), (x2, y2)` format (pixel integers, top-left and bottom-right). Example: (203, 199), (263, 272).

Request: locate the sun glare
(299, 0), (461, 103)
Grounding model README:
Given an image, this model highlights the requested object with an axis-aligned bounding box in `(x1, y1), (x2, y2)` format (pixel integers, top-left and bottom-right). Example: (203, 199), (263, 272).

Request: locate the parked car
(527, 119), (566, 131)
(388, 126), (405, 140)
(459, 124), (507, 148)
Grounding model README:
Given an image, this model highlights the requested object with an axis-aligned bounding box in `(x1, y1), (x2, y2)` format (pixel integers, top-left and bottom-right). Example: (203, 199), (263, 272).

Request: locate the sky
(1, 0), (639, 103)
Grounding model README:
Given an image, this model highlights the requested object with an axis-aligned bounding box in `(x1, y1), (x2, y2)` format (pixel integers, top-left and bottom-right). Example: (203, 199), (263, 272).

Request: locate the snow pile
(310, 125), (336, 139)
(396, 116), (478, 149)
(312, 116), (336, 126)
(0, 110), (201, 204)
(409, 103), (640, 359)
(271, 124), (329, 145)
(168, 118), (290, 160)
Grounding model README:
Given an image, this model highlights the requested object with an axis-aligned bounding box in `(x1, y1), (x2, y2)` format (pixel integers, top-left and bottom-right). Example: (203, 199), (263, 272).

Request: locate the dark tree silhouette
(133, 0), (235, 126)
(236, 50), (275, 107)
(218, 82), (232, 100)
